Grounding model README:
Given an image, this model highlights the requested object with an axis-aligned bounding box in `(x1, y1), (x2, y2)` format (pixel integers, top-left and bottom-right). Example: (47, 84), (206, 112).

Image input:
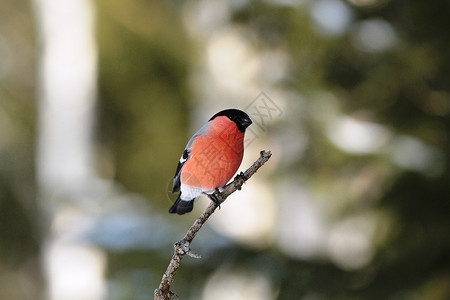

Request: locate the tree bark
(154, 150), (272, 300)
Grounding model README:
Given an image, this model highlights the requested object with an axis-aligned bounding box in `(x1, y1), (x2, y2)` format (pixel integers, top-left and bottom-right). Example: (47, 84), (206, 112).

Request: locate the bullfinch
(169, 109), (252, 215)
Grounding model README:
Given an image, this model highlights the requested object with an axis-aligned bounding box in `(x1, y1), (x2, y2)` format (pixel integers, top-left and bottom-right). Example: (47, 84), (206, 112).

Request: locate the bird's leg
(208, 188), (221, 209)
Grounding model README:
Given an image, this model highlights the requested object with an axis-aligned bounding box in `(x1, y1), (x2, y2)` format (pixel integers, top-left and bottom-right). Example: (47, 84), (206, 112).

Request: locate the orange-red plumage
(169, 109), (252, 215)
(182, 116), (244, 191)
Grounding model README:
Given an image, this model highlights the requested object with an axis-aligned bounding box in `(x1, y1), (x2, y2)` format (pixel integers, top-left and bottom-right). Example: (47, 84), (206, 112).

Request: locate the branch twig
(154, 150), (272, 300)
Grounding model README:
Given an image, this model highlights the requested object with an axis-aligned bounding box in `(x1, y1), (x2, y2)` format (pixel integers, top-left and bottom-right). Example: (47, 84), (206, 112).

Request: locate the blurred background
(1, 0), (449, 299)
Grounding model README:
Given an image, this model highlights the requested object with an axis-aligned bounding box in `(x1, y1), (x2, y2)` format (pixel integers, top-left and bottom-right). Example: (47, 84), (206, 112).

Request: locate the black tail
(169, 194), (194, 215)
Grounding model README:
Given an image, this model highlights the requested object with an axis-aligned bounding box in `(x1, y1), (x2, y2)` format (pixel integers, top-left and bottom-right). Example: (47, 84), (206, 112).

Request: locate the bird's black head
(209, 109), (252, 132)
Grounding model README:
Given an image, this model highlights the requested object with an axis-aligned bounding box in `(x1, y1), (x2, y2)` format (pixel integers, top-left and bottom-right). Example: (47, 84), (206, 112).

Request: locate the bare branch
(154, 150), (272, 300)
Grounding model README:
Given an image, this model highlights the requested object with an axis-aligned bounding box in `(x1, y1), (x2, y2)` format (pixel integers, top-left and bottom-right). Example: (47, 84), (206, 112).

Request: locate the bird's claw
(236, 171), (245, 180)
(210, 189), (221, 209)
(235, 172), (246, 190)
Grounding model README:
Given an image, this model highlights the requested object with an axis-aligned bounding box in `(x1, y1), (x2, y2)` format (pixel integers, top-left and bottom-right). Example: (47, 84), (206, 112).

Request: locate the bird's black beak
(241, 117), (252, 128)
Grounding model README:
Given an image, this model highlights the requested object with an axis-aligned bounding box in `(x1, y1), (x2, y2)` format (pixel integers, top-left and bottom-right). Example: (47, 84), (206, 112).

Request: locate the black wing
(172, 149), (190, 193)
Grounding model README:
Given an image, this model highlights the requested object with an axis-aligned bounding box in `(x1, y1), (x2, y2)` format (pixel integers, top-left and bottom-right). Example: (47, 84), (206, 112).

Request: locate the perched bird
(169, 109), (252, 215)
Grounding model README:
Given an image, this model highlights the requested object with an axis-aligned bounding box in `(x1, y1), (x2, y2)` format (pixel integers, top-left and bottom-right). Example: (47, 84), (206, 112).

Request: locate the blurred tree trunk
(33, 0), (106, 299)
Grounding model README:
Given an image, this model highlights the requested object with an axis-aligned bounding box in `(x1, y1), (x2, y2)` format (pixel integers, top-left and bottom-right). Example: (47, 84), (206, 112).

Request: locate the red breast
(181, 116), (244, 191)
